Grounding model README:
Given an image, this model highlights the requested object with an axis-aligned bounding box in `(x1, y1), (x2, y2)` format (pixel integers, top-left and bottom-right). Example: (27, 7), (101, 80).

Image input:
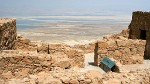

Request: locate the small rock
(56, 60), (71, 69)
(85, 70), (102, 79)
(69, 79), (79, 84)
(60, 77), (70, 84)
(78, 75), (85, 81)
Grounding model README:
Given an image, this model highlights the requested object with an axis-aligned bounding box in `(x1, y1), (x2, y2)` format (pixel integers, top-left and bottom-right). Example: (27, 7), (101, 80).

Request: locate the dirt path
(79, 53), (150, 74)
(121, 60), (150, 73)
(78, 53), (105, 74)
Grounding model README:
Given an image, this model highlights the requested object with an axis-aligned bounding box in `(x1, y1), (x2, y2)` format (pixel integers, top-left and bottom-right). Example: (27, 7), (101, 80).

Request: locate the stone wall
(0, 50), (52, 75)
(14, 36), (37, 51)
(129, 11), (150, 39)
(73, 43), (95, 54)
(37, 43), (85, 68)
(0, 49), (84, 73)
(0, 18), (17, 50)
(129, 11), (150, 59)
(94, 30), (146, 66)
(14, 35), (85, 68)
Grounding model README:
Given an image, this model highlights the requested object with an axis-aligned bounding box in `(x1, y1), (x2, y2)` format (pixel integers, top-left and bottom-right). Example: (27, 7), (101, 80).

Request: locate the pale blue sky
(0, 0), (150, 16)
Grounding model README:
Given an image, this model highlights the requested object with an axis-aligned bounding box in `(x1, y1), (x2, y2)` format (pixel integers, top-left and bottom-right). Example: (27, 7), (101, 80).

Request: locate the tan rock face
(0, 18), (17, 50)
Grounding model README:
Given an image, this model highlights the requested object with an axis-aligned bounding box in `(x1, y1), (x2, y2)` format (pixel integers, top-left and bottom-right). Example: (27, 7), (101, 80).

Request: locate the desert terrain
(0, 13), (150, 84)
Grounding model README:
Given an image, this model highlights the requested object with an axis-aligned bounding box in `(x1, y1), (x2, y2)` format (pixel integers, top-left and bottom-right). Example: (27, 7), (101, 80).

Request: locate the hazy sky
(0, 0), (150, 16)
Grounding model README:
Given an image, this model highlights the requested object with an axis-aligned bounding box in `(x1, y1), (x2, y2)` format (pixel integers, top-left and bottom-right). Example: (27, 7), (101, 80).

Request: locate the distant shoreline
(17, 21), (129, 46)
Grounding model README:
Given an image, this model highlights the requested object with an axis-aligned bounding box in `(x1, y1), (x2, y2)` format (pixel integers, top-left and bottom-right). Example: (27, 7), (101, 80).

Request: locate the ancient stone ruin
(0, 18), (87, 83)
(94, 11), (150, 69)
(0, 15), (150, 83)
(0, 18), (17, 50)
(129, 11), (150, 59)
(94, 30), (146, 67)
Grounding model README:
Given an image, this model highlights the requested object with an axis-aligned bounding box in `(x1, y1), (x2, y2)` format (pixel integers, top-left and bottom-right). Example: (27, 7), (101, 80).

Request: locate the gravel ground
(79, 53), (150, 74)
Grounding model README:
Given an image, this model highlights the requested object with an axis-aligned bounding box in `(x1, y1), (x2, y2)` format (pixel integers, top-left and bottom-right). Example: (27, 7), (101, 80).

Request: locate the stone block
(37, 43), (49, 54)
(116, 40), (127, 47)
(113, 50), (122, 56)
(60, 77), (70, 84)
(69, 79), (79, 84)
(54, 60), (71, 69)
(98, 41), (108, 49)
(65, 49), (84, 67)
(97, 49), (107, 54)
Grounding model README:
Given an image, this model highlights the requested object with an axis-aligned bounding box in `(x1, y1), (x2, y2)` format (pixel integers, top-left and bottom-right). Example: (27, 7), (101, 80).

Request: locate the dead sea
(16, 16), (130, 45)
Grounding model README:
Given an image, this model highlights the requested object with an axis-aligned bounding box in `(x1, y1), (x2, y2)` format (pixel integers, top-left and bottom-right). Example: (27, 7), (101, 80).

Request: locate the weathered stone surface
(0, 18), (17, 50)
(46, 78), (62, 84)
(98, 41), (108, 49)
(104, 79), (121, 84)
(94, 31), (146, 65)
(98, 50), (107, 54)
(60, 77), (70, 83)
(37, 42), (48, 54)
(0, 51), (52, 75)
(65, 49), (84, 67)
(54, 60), (71, 69)
(37, 43), (85, 68)
(14, 36), (37, 51)
(85, 70), (102, 79)
(48, 44), (66, 54)
(128, 11), (150, 59)
(113, 50), (122, 56)
(129, 11), (150, 39)
(69, 79), (79, 84)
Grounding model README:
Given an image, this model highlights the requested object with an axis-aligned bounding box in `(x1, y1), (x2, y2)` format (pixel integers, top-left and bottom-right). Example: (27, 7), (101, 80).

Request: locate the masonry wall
(14, 35), (85, 68)
(0, 18), (17, 50)
(129, 11), (150, 39)
(37, 43), (85, 68)
(94, 30), (146, 66)
(129, 11), (150, 59)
